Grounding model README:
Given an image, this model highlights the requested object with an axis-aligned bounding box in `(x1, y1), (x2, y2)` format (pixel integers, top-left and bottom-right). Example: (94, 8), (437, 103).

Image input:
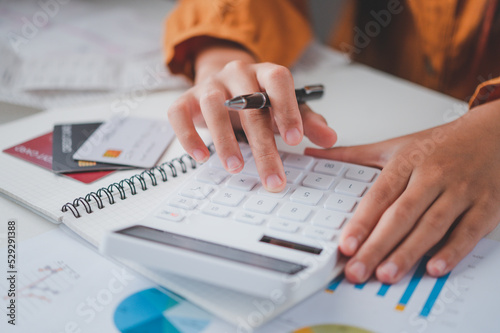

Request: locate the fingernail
(378, 261), (398, 280)
(265, 174), (284, 190)
(349, 261), (366, 281)
(430, 259), (447, 275)
(226, 156), (242, 171)
(192, 149), (208, 163)
(285, 128), (302, 145)
(343, 236), (358, 254)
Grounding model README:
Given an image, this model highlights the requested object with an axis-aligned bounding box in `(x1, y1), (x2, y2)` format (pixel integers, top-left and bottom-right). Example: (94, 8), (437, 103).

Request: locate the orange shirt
(164, 0), (500, 108)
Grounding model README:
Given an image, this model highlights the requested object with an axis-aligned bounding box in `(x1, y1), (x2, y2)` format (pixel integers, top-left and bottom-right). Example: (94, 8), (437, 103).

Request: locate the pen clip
(303, 85), (324, 94)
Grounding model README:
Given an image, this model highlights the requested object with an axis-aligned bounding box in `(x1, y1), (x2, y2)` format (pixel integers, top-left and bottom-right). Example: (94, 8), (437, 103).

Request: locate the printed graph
(2, 260), (80, 321)
(113, 288), (212, 333)
(276, 238), (498, 333)
(324, 256), (451, 318)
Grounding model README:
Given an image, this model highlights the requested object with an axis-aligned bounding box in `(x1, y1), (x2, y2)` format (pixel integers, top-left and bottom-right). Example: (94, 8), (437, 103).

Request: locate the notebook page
(60, 154), (203, 246)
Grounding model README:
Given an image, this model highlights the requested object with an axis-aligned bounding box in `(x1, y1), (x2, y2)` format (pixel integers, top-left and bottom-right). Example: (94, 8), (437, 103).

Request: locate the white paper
(0, 0), (190, 109)
(0, 227), (234, 333)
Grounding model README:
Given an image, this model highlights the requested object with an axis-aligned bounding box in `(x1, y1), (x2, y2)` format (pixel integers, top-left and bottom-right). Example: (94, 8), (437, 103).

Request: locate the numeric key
(244, 196), (278, 214)
(290, 187), (323, 206)
(302, 172), (335, 190)
(212, 189), (245, 206)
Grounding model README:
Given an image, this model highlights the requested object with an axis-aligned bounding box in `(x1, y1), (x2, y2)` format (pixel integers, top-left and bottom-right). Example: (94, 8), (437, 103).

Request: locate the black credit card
(52, 122), (129, 173)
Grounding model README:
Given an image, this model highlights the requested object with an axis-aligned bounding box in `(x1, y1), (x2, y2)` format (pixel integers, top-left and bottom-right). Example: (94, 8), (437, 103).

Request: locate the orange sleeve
(469, 77), (500, 109)
(164, 0), (312, 80)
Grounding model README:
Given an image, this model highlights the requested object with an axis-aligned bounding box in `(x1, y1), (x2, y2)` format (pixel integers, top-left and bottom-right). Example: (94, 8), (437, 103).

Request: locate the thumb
(304, 142), (392, 169)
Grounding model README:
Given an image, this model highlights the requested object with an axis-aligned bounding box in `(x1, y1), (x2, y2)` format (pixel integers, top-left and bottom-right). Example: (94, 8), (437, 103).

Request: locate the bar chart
(272, 238), (500, 333)
(324, 256), (453, 319)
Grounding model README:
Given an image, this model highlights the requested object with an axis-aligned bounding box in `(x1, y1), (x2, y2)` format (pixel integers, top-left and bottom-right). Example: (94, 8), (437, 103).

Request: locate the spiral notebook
(0, 92), (205, 231)
(0, 91), (331, 328)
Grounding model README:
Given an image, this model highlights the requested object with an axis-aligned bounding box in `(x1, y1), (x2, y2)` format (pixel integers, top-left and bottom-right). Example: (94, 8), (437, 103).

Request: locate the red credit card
(3, 132), (114, 184)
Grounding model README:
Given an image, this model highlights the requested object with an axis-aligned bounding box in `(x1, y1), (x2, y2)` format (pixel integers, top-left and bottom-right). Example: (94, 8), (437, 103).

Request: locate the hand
(168, 44), (337, 192)
(305, 99), (500, 284)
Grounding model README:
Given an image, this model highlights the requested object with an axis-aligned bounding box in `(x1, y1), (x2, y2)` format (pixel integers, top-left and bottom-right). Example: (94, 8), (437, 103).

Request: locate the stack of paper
(0, 0), (190, 109)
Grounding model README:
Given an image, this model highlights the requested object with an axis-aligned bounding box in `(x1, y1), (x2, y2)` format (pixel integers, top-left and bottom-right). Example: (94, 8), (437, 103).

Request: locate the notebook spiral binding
(61, 144), (215, 218)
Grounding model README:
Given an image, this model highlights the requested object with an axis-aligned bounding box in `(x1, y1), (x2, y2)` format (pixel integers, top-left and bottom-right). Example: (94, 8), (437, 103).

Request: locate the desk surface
(0, 102), (41, 125)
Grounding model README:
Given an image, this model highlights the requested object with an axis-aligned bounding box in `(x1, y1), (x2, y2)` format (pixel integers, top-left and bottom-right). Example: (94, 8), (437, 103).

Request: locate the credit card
(73, 116), (175, 169)
(52, 122), (129, 173)
(3, 132), (115, 184)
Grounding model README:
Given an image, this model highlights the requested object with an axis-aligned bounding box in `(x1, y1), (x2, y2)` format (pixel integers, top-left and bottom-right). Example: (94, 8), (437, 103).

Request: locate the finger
(168, 92), (211, 163)
(198, 80), (243, 173)
(219, 63), (287, 192)
(255, 63), (303, 146)
(300, 104), (337, 148)
(375, 190), (467, 283)
(304, 142), (389, 169)
(240, 107), (286, 192)
(338, 158), (411, 259)
(344, 176), (441, 283)
(426, 200), (500, 277)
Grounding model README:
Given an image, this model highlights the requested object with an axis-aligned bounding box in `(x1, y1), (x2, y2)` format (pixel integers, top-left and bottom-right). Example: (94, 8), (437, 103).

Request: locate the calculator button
(181, 182), (214, 199)
(168, 196), (198, 210)
(302, 173), (335, 190)
(202, 203), (231, 217)
(303, 226), (336, 241)
(156, 206), (185, 222)
(283, 154), (314, 169)
(290, 187), (323, 206)
(313, 159), (344, 176)
(241, 159), (259, 176)
(239, 144), (253, 159)
(312, 210), (346, 229)
(277, 203), (311, 222)
(244, 196), (278, 214)
(345, 167), (376, 182)
(269, 220), (300, 233)
(335, 179), (367, 197)
(196, 168), (228, 185)
(227, 175), (259, 191)
(235, 212), (265, 225)
(212, 189), (245, 206)
(208, 155), (225, 169)
(324, 194), (357, 212)
(258, 185), (291, 198)
(284, 167), (303, 184)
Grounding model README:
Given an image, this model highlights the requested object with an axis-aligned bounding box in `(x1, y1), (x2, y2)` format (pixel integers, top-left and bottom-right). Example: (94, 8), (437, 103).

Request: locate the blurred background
(0, 0), (345, 123)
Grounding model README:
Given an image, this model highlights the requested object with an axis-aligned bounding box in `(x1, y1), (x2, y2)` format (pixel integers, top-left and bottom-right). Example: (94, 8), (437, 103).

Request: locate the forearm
(164, 0), (311, 80)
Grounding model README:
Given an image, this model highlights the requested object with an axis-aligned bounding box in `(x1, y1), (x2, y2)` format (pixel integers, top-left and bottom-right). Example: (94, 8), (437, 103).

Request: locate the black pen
(224, 84), (324, 110)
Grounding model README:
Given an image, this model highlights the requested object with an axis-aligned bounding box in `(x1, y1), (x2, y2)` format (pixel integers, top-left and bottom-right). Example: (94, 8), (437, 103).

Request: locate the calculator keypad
(155, 143), (379, 242)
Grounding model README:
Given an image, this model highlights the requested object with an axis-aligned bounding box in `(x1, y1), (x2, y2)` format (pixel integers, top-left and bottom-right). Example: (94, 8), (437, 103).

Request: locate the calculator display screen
(117, 225), (307, 275)
(259, 235), (323, 255)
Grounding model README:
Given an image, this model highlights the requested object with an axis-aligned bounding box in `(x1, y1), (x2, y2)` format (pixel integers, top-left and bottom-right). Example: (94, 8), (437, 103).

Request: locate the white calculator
(101, 143), (379, 298)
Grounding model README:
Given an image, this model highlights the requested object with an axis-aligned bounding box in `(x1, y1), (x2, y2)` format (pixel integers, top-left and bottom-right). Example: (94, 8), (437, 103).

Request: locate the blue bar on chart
(395, 256), (430, 311)
(354, 281), (368, 290)
(420, 272), (451, 317)
(377, 283), (391, 297)
(325, 273), (344, 293)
